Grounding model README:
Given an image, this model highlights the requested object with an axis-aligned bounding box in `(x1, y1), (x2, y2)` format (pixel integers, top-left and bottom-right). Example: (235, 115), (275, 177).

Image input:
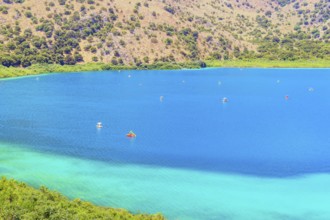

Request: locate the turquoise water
(1, 68), (330, 219)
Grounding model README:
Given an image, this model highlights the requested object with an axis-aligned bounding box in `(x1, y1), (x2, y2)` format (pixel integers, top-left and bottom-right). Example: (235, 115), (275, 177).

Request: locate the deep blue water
(1, 68), (330, 177)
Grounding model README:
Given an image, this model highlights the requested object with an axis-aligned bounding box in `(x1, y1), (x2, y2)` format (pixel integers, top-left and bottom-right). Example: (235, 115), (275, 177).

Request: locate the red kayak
(126, 131), (137, 138)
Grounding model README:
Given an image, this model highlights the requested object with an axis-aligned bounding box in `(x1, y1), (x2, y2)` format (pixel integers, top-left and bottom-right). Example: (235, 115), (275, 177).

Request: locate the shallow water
(1, 143), (330, 220)
(1, 68), (330, 219)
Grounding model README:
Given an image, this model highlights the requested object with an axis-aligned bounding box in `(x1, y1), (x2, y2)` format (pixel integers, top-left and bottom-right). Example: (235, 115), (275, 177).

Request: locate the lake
(1, 68), (330, 219)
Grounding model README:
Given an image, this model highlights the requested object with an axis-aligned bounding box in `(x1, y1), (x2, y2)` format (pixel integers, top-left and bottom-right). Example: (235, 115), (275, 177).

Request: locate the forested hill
(0, 0), (329, 68)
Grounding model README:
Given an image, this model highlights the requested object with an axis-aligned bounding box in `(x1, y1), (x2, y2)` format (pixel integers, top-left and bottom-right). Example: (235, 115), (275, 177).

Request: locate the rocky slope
(0, 0), (329, 67)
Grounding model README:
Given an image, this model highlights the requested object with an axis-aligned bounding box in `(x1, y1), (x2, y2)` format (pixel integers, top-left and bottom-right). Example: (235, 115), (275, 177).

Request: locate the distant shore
(206, 59), (330, 68)
(0, 59), (329, 79)
(0, 62), (202, 79)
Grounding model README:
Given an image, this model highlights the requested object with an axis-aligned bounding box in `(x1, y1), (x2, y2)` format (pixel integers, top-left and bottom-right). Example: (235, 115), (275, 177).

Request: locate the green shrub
(0, 177), (165, 220)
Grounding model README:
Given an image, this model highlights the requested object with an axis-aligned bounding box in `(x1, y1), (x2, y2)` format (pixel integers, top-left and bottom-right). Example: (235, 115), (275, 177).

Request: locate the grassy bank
(1, 59), (329, 79)
(206, 59), (330, 68)
(0, 177), (164, 220)
(0, 62), (202, 79)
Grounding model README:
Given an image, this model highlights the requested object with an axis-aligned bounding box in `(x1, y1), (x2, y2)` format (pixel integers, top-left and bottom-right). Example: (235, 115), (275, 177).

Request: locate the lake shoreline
(1, 59), (329, 79)
(0, 62), (202, 79)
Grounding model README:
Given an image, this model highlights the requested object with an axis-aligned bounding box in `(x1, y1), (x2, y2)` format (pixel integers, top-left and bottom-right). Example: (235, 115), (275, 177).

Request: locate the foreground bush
(0, 177), (165, 220)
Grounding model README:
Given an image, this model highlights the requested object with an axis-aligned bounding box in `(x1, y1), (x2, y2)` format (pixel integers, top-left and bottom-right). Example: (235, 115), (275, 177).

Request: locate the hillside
(0, 0), (329, 68)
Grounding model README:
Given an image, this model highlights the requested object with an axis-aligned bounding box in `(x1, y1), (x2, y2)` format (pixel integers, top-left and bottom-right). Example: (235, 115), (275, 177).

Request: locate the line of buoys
(96, 80), (317, 139)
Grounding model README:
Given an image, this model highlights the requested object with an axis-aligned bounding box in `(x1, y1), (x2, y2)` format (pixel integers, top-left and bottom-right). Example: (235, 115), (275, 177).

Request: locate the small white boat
(96, 122), (103, 128)
(222, 97), (228, 103)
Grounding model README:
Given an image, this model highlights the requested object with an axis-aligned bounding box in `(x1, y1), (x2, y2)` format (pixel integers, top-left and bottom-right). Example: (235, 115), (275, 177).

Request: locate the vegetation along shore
(0, 177), (165, 220)
(1, 59), (329, 79)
